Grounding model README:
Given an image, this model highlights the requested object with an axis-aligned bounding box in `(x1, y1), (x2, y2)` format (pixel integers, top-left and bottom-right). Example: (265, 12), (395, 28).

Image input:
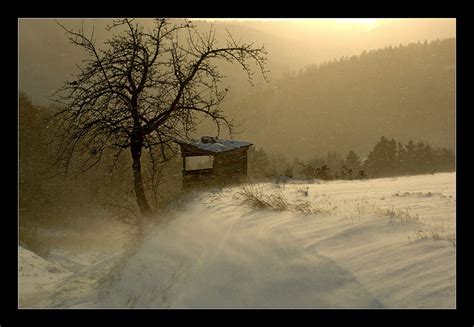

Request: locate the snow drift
(20, 172), (456, 308)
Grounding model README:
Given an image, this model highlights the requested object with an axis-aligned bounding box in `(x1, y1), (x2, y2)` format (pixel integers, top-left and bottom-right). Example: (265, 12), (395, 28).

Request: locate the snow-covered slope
(84, 172), (455, 309)
(19, 247), (68, 307)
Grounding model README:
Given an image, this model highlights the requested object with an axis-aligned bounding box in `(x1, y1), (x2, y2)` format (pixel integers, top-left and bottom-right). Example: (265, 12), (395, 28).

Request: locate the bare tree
(51, 18), (268, 222)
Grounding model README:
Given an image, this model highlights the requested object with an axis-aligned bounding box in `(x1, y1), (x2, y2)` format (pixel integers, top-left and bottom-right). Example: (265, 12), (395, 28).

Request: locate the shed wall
(180, 145), (250, 188)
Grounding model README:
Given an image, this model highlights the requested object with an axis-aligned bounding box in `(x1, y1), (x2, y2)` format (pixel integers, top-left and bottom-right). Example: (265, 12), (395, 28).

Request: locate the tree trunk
(130, 137), (152, 218)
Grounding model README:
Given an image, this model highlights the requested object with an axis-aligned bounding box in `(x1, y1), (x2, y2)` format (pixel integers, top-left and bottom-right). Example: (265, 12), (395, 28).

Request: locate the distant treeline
(248, 136), (455, 181)
(230, 38), (455, 159)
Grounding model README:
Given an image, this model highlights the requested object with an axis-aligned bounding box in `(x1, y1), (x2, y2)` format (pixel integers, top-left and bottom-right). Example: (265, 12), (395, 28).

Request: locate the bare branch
(51, 18), (268, 213)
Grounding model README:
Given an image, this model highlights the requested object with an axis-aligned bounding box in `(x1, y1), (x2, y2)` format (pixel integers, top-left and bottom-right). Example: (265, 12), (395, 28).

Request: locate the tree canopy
(51, 18), (268, 219)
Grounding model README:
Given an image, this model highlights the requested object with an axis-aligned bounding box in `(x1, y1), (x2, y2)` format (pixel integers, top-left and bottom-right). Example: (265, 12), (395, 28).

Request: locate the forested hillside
(223, 38), (455, 159)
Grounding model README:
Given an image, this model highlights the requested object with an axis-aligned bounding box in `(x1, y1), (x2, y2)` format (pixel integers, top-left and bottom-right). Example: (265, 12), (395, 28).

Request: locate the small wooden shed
(175, 136), (253, 188)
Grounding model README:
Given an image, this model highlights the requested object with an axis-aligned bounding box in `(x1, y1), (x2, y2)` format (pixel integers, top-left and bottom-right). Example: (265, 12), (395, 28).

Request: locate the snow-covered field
(19, 172), (456, 308)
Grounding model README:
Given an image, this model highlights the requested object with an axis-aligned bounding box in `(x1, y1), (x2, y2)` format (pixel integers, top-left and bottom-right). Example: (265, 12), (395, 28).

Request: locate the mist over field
(18, 18), (456, 310)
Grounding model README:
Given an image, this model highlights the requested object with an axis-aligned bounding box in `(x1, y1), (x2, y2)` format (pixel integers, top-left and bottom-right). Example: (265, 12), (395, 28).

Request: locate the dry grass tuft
(235, 185), (328, 215)
(380, 206), (420, 222)
(408, 230), (456, 248)
(234, 185), (276, 210)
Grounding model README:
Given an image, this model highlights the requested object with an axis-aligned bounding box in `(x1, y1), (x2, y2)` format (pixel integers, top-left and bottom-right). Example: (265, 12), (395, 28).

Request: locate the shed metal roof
(176, 138), (253, 153)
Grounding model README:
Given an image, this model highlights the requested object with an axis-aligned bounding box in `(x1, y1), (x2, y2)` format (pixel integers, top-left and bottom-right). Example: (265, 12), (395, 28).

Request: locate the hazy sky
(193, 18), (390, 27)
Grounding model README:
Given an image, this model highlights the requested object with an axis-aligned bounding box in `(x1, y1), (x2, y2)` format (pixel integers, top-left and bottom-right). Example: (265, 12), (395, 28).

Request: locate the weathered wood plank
(179, 144), (250, 188)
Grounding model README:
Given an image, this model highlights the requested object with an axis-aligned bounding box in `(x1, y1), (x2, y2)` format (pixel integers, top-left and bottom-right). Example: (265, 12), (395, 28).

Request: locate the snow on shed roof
(176, 138), (253, 153)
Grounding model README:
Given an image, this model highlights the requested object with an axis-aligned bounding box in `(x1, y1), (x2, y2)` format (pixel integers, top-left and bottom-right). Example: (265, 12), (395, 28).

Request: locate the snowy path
(92, 202), (382, 308)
